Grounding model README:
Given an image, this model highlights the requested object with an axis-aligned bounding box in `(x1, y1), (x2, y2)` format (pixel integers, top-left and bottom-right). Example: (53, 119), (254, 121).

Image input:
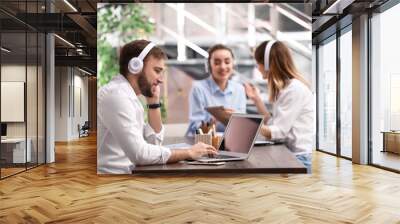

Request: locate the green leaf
(98, 4), (155, 87)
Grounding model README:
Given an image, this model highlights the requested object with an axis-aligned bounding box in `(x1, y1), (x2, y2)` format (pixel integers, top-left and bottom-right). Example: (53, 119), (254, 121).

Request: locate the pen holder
(212, 135), (223, 149)
(194, 133), (212, 145)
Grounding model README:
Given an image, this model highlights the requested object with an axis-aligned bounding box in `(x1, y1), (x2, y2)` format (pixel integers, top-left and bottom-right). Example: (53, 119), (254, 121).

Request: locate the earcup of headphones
(128, 57), (143, 74)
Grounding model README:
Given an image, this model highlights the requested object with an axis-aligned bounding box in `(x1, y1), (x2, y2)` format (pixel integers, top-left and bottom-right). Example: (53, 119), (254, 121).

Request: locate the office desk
(133, 137), (306, 174)
(1, 138), (31, 164)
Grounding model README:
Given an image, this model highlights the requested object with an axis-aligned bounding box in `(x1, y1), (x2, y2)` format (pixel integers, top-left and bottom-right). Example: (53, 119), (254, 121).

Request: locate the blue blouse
(187, 76), (247, 136)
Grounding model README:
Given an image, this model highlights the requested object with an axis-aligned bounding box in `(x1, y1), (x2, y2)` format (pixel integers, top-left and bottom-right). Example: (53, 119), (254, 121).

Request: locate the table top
(133, 137), (307, 174)
(1, 138), (27, 143)
(381, 131), (400, 134)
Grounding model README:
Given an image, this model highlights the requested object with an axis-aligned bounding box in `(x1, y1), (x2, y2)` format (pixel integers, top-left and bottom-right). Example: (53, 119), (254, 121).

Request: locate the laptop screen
(219, 115), (263, 154)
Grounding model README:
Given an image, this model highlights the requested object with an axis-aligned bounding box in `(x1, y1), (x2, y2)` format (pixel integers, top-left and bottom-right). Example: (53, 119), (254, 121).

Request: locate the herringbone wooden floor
(1, 134), (400, 224)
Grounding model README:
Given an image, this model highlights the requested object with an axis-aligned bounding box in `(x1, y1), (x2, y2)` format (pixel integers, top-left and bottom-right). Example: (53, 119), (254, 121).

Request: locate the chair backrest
(82, 121), (90, 129)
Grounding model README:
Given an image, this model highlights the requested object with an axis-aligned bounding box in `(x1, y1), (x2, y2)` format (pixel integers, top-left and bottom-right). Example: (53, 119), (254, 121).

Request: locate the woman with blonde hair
(245, 40), (315, 172)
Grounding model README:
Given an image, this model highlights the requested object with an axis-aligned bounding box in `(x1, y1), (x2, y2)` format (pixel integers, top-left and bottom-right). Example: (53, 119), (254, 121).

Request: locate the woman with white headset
(187, 44), (247, 136)
(98, 40), (217, 174)
(244, 40), (315, 172)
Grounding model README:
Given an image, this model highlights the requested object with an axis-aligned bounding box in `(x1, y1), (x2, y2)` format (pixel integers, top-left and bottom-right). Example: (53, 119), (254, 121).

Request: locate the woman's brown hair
(254, 41), (310, 102)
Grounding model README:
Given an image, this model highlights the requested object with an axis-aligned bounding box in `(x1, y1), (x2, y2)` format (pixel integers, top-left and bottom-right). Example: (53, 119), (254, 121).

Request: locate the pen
(201, 121), (207, 134)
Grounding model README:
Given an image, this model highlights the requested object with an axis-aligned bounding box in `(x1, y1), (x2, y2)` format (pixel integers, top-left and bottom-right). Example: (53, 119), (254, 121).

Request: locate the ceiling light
(63, 0), (78, 12)
(276, 6), (311, 30)
(78, 67), (93, 76)
(54, 34), (75, 48)
(1, 47), (11, 53)
(322, 0), (354, 15)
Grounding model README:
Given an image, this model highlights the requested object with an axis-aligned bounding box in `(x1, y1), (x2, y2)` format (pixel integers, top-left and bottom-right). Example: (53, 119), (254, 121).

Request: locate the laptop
(197, 113), (264, 162)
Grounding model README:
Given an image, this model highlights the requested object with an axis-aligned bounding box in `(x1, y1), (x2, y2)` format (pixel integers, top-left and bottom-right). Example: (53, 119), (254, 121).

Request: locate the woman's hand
(260, 125), (272, 139)
(244, 83), (270, 120)
(223, 108), (235, 116)
(244, 83), (261, 102)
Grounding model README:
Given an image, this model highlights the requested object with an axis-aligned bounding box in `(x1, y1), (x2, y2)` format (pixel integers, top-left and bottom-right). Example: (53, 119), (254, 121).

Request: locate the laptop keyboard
(204, 154), (237, 159)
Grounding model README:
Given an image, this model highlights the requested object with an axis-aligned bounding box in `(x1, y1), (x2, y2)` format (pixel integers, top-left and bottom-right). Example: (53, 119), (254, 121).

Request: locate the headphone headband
(264, 40), (276, 72)
(138, 42), (155, 61)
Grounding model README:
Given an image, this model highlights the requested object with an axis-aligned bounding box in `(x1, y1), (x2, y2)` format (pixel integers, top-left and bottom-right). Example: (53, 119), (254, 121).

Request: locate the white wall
(1, 64), (46, 163)
(1, 65), (40, 138)
(72, 73), (89, 138)
(55, 67), (89, 141)
(55, 66), (69, 141)
(1, 65), (26, 141)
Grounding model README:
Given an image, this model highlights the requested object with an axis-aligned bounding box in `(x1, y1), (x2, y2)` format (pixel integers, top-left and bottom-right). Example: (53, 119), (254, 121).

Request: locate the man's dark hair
(119, 40), (167, 76)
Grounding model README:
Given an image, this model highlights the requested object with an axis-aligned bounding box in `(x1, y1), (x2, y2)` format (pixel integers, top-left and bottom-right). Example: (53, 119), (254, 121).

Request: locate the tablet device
(254, 140), (276, 146)
(205, 106), (231, 125)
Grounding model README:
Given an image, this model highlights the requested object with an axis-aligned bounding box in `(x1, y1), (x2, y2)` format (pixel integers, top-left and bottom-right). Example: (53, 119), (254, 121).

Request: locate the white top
(267, 79), (315, 155)
(97, 74), (171, 174)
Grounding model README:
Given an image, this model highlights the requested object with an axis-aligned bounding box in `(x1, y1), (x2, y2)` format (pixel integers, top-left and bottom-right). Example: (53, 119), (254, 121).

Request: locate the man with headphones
(98, 40), (217, 174)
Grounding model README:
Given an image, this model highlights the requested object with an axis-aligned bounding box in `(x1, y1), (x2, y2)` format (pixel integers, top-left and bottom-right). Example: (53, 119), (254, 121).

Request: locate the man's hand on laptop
(188, 142), (218, 159)
(167, 143), (217, 163)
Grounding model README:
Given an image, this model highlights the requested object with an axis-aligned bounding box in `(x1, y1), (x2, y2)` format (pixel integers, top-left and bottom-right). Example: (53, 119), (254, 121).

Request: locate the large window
(317, 36), (337, 154)
(371, 3), (400, 171)
(316, 25), (353, 160)
(340, 28), (352, 158)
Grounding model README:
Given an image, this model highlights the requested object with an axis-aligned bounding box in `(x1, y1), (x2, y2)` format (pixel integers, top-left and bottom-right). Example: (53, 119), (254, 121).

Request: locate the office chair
(79, 121), (90, 138)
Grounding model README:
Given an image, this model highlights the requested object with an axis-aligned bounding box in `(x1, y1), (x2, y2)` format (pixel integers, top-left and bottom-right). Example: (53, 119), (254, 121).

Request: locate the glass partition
(1, 30), (28, 177)
(317, 36), (337, 155)
(38, 32), (45, 165)
(339, 28), (352, 158)
(27, 30), (38, 169)
(0, 0), (46, 179)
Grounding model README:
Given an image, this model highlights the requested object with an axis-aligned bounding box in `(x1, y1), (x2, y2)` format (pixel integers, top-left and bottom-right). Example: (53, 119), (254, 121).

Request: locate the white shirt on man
(97, 74), (171, 174)
(267, 79), (315, 155)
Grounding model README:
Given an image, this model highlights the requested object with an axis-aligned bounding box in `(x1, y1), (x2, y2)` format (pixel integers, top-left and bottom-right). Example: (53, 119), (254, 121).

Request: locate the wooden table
(133, 137), (306, 174)
(382, 131), (400, 154)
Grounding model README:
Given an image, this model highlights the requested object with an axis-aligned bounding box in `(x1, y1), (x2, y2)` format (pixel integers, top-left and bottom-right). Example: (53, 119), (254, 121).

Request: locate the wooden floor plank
(0, 134), (399, 223)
